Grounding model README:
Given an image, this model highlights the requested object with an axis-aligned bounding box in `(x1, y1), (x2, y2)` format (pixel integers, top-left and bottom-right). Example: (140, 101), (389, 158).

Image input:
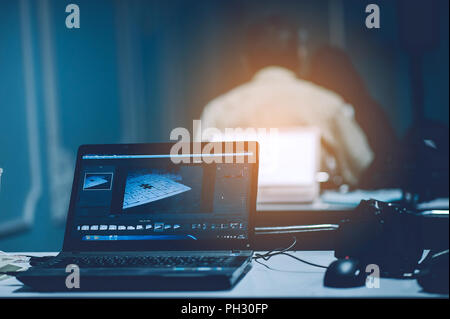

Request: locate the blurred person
(197, 16), (374, 186)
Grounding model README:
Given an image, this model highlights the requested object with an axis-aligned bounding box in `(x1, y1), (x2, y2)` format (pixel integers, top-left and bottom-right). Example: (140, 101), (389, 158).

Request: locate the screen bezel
(62, 142), (259, 252)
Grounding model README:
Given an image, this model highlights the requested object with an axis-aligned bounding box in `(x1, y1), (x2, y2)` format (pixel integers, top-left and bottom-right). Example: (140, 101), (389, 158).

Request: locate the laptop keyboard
(44, 255), (232, 268)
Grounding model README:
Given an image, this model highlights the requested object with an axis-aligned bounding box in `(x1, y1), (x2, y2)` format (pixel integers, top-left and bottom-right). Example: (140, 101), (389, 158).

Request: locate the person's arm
(331, 105), (374, 186)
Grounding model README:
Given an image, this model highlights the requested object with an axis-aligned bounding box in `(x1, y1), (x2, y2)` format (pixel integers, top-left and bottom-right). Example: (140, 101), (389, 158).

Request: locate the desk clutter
(0, 251), (30, 281)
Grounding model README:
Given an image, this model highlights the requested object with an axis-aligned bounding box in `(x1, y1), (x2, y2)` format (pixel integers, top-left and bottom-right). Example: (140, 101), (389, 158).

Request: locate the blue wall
(0, 0), (448, 251)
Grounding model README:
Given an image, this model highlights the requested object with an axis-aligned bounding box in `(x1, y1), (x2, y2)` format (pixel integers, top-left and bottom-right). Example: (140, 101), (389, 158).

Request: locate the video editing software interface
(69, 152), (254, 243)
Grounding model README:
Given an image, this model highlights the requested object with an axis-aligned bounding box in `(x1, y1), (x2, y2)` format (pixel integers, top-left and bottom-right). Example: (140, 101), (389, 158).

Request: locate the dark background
(0, 0), (448, 251)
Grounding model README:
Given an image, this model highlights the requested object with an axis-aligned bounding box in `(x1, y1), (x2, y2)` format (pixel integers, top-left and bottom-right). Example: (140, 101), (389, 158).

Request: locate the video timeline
(76, 221), (247, 241)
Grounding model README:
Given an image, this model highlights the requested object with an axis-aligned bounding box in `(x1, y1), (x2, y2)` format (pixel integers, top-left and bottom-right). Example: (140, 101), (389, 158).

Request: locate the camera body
(335, 199), (423, 277)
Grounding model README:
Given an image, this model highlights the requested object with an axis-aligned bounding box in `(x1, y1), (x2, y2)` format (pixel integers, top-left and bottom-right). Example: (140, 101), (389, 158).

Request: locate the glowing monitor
(211, 127), (320, 203)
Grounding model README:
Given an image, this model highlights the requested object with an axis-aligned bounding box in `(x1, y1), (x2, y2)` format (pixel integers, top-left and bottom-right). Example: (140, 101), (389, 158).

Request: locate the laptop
(16, 142), (259, 291)
(211, 127), (320, 203)
(257, 127), (320, 203)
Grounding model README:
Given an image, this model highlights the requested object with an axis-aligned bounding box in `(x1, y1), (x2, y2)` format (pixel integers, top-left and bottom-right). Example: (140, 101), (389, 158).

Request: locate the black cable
(280, 252), (328, 269)
(253, 237), (297, 261)
(253, 236), (328, 269)
(254, 258), (274, 270)
(254, 258), (326, 273)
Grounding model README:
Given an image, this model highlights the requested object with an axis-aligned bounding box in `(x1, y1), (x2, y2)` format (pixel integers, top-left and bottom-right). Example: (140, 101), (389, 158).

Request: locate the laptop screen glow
(258, 129), (319, 187)
(211, 127), (320, 187)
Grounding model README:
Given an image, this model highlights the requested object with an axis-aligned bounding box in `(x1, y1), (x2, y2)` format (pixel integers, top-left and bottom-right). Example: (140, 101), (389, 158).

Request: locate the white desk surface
(0, 251), (446, 298)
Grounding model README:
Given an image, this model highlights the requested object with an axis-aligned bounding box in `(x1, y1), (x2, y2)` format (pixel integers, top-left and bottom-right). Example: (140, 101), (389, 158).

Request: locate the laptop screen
(257, 128), (319, 187)
(212, 127), (319, 187)
(63, 142), (258, 251)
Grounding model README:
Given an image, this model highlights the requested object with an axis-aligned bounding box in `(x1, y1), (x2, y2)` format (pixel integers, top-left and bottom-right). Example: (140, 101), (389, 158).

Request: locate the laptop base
(16, 263), (252, 292)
